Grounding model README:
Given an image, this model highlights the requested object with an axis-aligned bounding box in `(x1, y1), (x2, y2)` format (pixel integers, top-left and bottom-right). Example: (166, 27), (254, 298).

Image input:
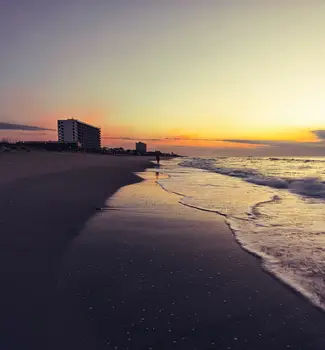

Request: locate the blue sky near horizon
(1, 0), (325, 155)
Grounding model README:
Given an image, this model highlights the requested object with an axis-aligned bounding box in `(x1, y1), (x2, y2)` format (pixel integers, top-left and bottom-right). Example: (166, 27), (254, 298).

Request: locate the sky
(1, 0), (325, 156)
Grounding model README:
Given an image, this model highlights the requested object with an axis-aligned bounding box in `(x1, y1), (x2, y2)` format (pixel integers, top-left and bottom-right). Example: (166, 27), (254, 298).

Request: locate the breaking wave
(157, 157), (325, 311)
(180, 158), (325, 199)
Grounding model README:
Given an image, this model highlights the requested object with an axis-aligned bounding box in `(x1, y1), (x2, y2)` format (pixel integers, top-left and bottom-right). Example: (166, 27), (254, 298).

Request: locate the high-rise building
(58, 118), (101, 149)
(136, 142), (147, 154)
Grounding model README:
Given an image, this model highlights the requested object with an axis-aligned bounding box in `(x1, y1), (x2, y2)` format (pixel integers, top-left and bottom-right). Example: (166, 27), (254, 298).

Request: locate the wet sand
(55, 170), (325, 350)
(0, 152), (151, 349)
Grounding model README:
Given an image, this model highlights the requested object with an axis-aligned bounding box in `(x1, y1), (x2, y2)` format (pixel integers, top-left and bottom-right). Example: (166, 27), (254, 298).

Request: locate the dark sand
(0, 152), (151, 350)
(54, 171), (325, 350)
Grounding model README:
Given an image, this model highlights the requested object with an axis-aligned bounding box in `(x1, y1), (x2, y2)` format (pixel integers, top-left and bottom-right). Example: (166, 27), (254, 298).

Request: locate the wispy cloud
(0, 122), (55, 131)
(222, 139), (270, 145)
(222, 139), (324, 147)
(102, 135), (325, 149)
(103, 135), (226, 142)
(312, 130), (325, 141)
(101, 133), (325, 156)
(102, 136), (162, 141)
(165, 137), (221, 142)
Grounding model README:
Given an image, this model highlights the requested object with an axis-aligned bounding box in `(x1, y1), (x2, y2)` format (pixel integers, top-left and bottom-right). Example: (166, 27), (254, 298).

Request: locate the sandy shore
(53, 170), (325, 350)
(0, 152), (152, 349)
(2, 154), (325, 349)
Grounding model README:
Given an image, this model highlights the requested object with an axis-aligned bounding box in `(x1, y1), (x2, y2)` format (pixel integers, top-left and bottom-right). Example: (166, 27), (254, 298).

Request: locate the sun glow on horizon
(2, 1), (325, 155)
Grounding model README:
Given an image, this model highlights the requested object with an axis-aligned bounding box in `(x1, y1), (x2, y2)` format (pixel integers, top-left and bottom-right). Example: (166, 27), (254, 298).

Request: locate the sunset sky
(1, 0), (325, 155)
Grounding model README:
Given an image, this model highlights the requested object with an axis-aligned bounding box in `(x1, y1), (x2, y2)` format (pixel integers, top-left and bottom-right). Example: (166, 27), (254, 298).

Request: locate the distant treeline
(0, 141), (181, 157)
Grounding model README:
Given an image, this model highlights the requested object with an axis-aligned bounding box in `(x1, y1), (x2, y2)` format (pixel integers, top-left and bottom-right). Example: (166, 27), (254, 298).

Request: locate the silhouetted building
(136, 142), (147, 154)
(58, 118), (101, 149)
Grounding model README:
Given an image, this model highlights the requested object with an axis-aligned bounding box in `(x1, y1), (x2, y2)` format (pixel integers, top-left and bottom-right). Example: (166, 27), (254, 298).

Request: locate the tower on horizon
(136, 141), (147, 154)
(58, 118), (101, 150)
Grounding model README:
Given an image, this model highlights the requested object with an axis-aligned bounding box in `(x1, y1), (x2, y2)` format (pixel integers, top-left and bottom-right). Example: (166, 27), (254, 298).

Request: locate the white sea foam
(158, 157), (325, 311)
(180, 158), (325, 198)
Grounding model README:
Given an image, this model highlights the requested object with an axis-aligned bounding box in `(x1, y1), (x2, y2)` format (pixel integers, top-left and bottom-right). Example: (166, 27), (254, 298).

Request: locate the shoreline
(160, 159), (325, 315)
(0, 152), (152, 349)
(165, 191), (325, 312)
(2, 154), (325, 349)
(159, 170), (325, 314)
(226, 218), (325, 315)
(54, 169), (325, 349)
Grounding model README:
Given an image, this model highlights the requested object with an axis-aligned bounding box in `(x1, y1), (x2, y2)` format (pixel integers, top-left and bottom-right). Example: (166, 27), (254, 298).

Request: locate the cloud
(223, 139), (270, 145)
(102, 134), (325, 149)
(103, 135), (229, 142)
(0, 122), (55, 131)
(165, 137), (221, 142)
(101, 133), (325, 156)
(222, 139), (324, 147)
(312, 130), (325, 141)
(102, 136), (162, 141)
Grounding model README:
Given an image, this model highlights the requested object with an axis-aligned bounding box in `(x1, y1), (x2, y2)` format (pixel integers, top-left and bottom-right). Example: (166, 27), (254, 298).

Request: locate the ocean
(157, 156), (325, 311)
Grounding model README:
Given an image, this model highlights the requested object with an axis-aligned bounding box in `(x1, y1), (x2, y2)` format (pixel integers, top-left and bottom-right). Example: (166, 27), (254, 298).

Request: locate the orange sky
(2, 1), (325, 155)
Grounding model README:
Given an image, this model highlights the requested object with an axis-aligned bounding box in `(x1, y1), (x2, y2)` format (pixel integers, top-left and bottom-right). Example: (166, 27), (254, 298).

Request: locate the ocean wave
(159, 158), (325, 312)
(268, 157), (325, 163)
(246, 175), (288, 188)
(289, 178), (325, 198)
(180, 158), (325, 199)
(225, 215), (325, 311)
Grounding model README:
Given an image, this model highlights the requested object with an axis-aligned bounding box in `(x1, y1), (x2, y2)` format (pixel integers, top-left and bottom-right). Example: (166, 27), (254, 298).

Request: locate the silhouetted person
(155, 152), (160, 165)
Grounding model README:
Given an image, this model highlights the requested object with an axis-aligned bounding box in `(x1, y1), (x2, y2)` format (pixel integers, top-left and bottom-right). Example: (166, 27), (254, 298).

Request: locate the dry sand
(0, 151), (152, 349)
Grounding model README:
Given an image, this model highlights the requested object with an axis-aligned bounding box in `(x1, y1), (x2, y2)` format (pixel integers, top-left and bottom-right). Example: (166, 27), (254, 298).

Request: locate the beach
(0, 152), (151, 349)
(1, 153), (325, 349)
(52, 169), (325, 349)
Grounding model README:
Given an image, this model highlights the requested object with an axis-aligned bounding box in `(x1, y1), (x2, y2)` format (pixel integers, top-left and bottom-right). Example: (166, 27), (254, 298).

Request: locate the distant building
(136, 142), (147, 154)
(58, 118), (101, 149)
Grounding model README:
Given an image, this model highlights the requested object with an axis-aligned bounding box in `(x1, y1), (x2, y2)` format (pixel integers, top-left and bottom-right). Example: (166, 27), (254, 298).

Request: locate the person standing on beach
(155, 152), (160, 165)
